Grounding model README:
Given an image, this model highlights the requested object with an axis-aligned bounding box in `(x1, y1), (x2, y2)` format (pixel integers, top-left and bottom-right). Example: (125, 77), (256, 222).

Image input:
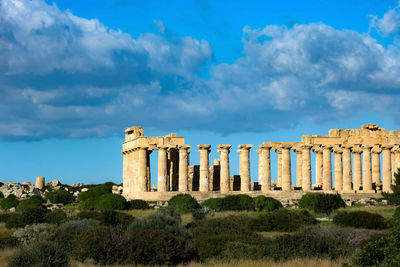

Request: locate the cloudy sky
(1, 0), (400, 185)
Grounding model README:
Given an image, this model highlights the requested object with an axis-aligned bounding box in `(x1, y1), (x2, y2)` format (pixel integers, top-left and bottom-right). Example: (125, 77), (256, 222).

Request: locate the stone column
(333, 145), (343, 192)
(157, 147), (168, 192)
(238, 144), (253, 192)
(198, 145), (211, 192)
(301, 145), (312, 191)
(294, 148), (303, 187)
(275, 149), (282, 187)
(137, 146), (148, 192)
(280, 145), (292, 192)
(322, 145), (332, 191)
(352, 145), (363, 191)
(312, 146), (323, 187)
(382, 145), (393, 192)
(342, 145), (353, 192)
(362, 145), (373, 192)
(392, 145), (400, 181)
(258, 144), (272, 192)
(178, 145), (190, 192)
(218, 145), (232, 193)
(371, 145), (382, 186)
(35, 176), (45, 190)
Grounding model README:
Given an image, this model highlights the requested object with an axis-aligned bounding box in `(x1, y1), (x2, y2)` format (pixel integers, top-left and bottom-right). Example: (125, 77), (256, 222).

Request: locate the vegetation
(333, 211), (387, 229)
(169, 194), (201, 213)
(0, 194), (19, 211)
(382, 168), (400, 205)
(253, 196), (283, 212)
(298, 193), (345, 215)
(129, 199), (150, 209)
(16, 195), (44, 212)
(46, 189), (74, 205)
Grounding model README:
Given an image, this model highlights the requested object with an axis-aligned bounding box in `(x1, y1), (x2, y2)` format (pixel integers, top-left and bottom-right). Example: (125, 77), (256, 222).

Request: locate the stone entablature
(122, 124), (400, 200)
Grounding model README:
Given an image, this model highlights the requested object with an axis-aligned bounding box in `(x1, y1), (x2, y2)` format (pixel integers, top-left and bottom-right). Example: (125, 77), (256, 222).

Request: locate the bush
(60, 219), (100, 235)
(192, 207), (209, 220)
(393, 206), (400, 221)
(0, 192), (4, 198)
(248, 209), (317, 232)
(314, 193), (345, 215)
(77, 210), (103, 221)
(190, 216), (255, 240)
(101, 210), (135, 228)
(333, 211), (387, 229)
(202, 198), (223, 211)
(0, 194), (19, 210)
(128, 208), (191, 239)
(0, 213), (10, 223)
(8, 241), (69, 267)
(298, 193), (319, 209)
(169, 194), (200, 213)
(77, 184), (111, 202)
(6, 207), (47, 229)
(253, 196), (282, 212)
(46, 189), (74, 204)
(0, 231), (19, 249)
(96, 193), (127, 210)
(72, 226), (131, 265)
(129, 199), (150, 209)
(221, 194), (255, 211)
(45, 209), (68, 224)
(16, 195), (44, 212)
(13, 223), (59, 246)
(78, 197), (98, 210)
(128, 229), (198, 265)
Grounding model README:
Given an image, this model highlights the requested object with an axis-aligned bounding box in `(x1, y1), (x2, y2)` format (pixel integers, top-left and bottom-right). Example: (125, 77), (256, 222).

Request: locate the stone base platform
(126, 191), (383, 202)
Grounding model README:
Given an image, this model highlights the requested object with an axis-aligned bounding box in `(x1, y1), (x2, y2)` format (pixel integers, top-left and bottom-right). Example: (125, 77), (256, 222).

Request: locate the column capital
(332, 145), (343, 154)
(342, 144), (353, 149)
(322, 144), (333, 150)
(300, 144), (313, 150)
(178, 144), (191, 150)
(312, 145), (323, 153)
(259, 144), (273, 150)
(238, 144), (253, 150)
(371, 145), (382, 154)
(352, 144), (363, 154)
(279, 144), (292, 150)
(381, 144), (393, 150)
(198, 144), (211, 150)
(275, 148), (282, 154)
(137, 146), (149, 150)
(362, 144), (373, 150)
(217, 144), (232, 150)
(391, 144), (400, 153)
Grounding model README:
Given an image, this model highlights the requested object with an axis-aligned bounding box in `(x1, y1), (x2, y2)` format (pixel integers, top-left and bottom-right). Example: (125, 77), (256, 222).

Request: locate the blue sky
(1, 0), (400, 186)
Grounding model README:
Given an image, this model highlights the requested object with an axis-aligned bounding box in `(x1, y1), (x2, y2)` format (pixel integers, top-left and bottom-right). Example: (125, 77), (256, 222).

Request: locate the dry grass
(0, 248), (18, 267)
(121, 209), (156, 218)
(182, 258), (345, 267)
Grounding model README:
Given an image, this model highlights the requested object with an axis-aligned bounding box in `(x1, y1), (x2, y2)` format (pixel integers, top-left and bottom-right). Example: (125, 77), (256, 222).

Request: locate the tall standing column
(157, 147), (168, 192)
(382, 145), (393, 192)
(178, 145), (190, 192)
(258, 145), (272, 192)
(275, 149), (282, 187)
(371, 146), (382, 186)
(238, 144), (253, 192)
(362, 145), (373, 192)
(137, 146), (148, 192)
(333, 145), (343, 191)
(313, 146), (323, 187)
(198, 145), (211, 192)
(218, 145), (232, 193)
(294, 148), (303, 188)
(301, 145), (312, 191)
(322, 145), (333, 191)
(342, 145), (353, 192)
(280, 145), (292, 192)
(392, 145), (400, 182)
(352, 145), (363, 191)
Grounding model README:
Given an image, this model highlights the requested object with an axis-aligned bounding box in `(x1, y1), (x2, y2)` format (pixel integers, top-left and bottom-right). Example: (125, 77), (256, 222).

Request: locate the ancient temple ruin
(122, 124), (400, 200)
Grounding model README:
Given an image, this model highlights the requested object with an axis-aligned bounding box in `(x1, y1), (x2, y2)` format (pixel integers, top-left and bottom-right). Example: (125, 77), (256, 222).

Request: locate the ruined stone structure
(122, 124), (400, 201)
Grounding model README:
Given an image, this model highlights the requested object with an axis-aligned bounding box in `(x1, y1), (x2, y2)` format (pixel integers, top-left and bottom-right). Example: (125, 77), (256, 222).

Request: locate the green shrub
(46, 189), (74, 204)
(45, 209), (68, 224)
(202, 198), (223, 211)
(0, 213), (10, 223)
(0, 194), (19, 210)
(128, 229), (198, 265)
(78, 197), (98, 210)
(77, 210), (103, 221)
(0, 231), (18, 249)
(333, 211), (387, 229)
(195, 234), (263, 259)
(169, 194), (201, 213)
(221, 194), (255, 211)
(6, 207), (47, 229)
(72, 226), (131, 265)
(129, 199), (150, 209)
(128, 208), (191, 239)
(190, 216), (255, 240)
(77, 184), (111, 202)
(248, 209), (317, 232)
(253, 196), (282, 212)
(314, 193), (345, 215)
(16, 195), (44, 212)
(96, 193), (127, 210)
(101, 210), (135, 228)
(393, 206), (400, 221)
(13, 223), (59, 246)
(192, 208), (209, 220)
(298, 193), (319, 209)
(0, 192), (4, 198)
(60, 219), (100, 235)
(8, 241), (69, 267)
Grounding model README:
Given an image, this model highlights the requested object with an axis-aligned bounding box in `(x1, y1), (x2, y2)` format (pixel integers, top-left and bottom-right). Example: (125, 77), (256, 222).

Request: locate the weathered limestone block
(35, 176), (45, 190)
